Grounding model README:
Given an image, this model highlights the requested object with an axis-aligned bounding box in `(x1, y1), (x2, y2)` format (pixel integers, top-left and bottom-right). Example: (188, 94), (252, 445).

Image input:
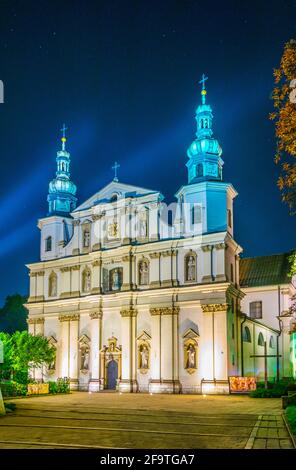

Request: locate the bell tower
(186, 75), (224, 184)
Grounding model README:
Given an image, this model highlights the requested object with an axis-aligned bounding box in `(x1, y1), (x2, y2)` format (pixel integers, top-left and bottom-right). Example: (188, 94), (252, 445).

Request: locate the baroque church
(26, 78), (296, 394)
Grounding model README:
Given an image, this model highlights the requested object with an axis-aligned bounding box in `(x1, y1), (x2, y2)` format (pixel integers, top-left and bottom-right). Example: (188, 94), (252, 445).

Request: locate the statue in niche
(48, 356), (56, 371)
(83, 230), (90, 247)
(83, 270), (91, 292)
(139, 344), (149, 370)
(80, 348), (90, 370)
(185, 344), (196, 369)
(49, 273), (57, 297)
(139, 260), (149, 285)
(111, 269), (120, 291)
(186, 255), (196, 281)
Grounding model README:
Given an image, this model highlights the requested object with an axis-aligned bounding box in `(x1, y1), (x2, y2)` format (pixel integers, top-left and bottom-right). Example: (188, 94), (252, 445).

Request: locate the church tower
(186, 74), (224, 184)
(47, 124), (77, 216)
(175, 76), (237, 238)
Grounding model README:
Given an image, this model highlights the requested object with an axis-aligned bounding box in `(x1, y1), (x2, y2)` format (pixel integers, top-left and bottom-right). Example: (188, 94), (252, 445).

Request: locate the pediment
(47, 335), (57, 345)
(74, 181), (162, 212)
(78, 334), (91, 345)
(182, 328), (199, 340)
(137, 330), (152, 341)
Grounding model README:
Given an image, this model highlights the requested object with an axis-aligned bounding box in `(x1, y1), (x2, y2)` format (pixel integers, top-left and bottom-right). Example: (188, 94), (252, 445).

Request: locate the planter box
(28, 383), (49, 395)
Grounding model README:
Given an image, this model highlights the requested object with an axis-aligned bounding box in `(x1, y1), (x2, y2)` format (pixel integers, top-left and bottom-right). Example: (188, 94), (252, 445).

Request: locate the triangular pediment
(78, 334), (91, 345)
(137, 330), (152, 341)
(183, 328), (199, 340)
(74, 181), (162, 212)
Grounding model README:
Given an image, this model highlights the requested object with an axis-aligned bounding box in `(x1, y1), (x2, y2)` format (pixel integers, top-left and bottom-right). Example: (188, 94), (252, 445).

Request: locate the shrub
(286, 406), (296, 436)
(0, 381), (27, 397)
(48, 378), (70, 394)
(249, 380), (296, 398)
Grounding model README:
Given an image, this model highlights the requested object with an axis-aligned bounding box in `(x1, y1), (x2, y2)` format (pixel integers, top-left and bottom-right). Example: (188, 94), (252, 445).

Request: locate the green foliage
(286, 406), (296, 436)
(0, 331), (56, 382)
(250, 380), (296, 398)
(48, 378), (70, 394)
(4, 402), (16, 412)
(0, 381), (27, 397)
(0, 294), (28, 333)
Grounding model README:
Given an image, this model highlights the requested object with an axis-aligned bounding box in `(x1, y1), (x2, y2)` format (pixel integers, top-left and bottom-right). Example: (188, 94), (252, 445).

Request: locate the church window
(232, 323), (235, 339)
(82, 268), (91, 293)
(138, 259), (149, 286)
(269, 336), (275, 349)
(258, 332), (265, 347)
(250, 301), (262, 319)
(185, 252), (197, 282)
(45, 236), (52, 252)
(191, 204), (202, 225)
(110, 193), (118, 203)
(243, 326), (251, 343)
(48, 271), (57, 297)
(197, 164), (203, 177)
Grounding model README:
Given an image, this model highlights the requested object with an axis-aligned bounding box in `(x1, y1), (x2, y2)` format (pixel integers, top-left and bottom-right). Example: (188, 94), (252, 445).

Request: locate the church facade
(25, 80), (296, 394)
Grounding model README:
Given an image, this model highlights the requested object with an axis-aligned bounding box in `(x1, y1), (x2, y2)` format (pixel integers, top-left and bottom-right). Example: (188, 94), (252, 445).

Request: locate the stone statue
(49, 273), (57, 297)
(83, 230), (90, 247)
(186, 344), (196, 369)
(83, 270), (91, 292)
(81, 348), (89, 370)
(139, 261), (149, 285)
(186, 255), (196, 281)
(140, 345), (149, 369)
(111, 269), (120, 290)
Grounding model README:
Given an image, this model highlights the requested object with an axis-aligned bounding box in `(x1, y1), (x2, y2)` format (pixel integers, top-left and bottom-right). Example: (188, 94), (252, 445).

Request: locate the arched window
(110, 193), (118, 203)
(258, 332), (265, 347)
(185, 252), (197, 282)
(109, 268), (123, 291)
(242, 326), (251, 343)
(191, 204), (202, 225)
(48, 271), (57, 297)
(82, 268), (91, 293)
(138, 259), (149, 286)
(45, 236), (52, 252)
(269, 336), (275, 349)
(197, 163), (203, 177)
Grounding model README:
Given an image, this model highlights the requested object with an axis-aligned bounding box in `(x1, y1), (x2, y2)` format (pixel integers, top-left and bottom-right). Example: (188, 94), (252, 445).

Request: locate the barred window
(250, 301), (262, 319)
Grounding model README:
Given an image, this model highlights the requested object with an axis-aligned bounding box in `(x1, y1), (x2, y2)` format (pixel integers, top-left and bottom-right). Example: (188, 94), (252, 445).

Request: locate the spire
(199, 73), (208, 105)
(61, 123), (67, 151)
(47, 125), (77, 216)
(186, 75), (224, 184)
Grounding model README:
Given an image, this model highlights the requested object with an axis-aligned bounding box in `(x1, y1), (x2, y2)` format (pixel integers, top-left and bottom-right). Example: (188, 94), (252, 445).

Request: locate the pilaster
(118, 307), (138, 392)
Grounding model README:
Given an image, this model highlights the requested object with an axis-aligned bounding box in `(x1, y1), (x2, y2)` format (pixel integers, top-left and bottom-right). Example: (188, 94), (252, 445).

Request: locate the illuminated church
(26, 77), (296, 393)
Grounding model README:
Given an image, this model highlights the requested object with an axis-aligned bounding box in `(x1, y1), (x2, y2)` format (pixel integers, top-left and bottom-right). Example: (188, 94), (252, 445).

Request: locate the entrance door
(107, 360), (118, 390)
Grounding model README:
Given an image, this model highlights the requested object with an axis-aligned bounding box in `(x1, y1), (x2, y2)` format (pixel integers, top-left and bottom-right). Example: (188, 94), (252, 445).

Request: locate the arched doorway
(107, 359), (118, 390)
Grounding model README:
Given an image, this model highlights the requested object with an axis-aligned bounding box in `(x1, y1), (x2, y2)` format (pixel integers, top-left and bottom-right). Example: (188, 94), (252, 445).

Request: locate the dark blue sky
(0, 0), (295, 304)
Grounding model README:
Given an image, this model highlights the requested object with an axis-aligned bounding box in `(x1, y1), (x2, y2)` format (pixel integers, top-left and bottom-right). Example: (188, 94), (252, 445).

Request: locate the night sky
(0, 0), (295, 304)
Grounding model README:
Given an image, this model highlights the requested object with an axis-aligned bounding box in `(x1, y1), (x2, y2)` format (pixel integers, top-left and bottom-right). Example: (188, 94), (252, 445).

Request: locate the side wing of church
(25, 81), (296, 394)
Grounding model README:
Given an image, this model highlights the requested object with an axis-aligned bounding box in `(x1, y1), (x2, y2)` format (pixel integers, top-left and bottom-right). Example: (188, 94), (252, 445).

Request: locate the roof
(239, 252), (292, 288)
(74, 180), (162, 212)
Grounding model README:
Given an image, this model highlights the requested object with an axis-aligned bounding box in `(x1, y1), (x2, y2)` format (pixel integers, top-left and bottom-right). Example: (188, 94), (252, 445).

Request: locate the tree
(0, 294), (28, 333)
(0, 331), (56, 383)
(270, 39), (296, 213)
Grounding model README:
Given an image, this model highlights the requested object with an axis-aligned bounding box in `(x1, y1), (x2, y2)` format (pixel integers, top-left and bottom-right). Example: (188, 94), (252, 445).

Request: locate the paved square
(0, 392), (293, 449)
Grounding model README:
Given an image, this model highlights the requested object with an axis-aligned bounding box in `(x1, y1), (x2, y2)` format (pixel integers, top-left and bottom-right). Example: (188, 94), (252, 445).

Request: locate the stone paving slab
(246, 414), (294, 449)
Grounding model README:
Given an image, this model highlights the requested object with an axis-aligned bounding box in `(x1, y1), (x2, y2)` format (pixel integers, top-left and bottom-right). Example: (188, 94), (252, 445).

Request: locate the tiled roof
(239, 252), (292, 287)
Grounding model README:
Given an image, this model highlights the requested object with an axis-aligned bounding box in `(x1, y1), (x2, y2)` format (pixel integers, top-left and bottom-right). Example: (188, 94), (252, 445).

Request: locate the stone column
(89, 310), (102, 392)
(160, 251), (172, 287)
(119, 307), (138, 392)
(91, 260), (102, 294)
(215, 243), (227, 282)
(29, 272), (37, 301)
(70, 265), (80, 296)
(36, 271), (45, 301)
(201, 303), (229, 394)
(69, 314), (79, 390)
(59, 315), (70, 378)
(59, 313), (79, 389)
(60, 267), (71, 298)
(149, 252), (161, 288)
(27, 318), (45, 381)
(149, 307), (181, 394)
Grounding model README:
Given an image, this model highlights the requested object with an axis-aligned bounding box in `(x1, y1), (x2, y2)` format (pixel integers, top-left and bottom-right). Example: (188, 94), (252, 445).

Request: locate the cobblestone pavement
(0, 393), (294, 449)
(245, 415), (294, 449)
